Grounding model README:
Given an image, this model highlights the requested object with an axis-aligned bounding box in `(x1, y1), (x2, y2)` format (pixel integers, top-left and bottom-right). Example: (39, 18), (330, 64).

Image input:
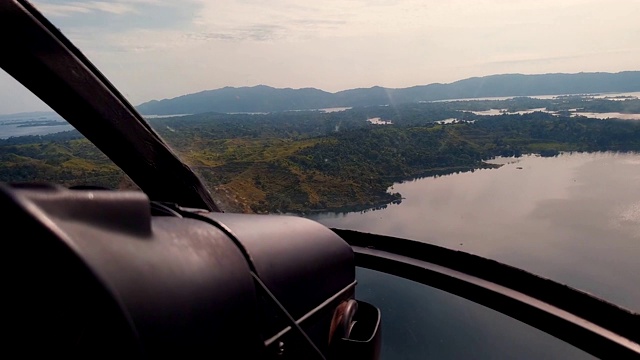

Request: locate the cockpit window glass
(357, 267), (596, 359)
(18, 0), (640, 314)
(0, 69), (138, 190)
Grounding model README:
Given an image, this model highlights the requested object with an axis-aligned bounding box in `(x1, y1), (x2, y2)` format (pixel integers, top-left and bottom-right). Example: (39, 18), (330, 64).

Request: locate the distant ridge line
(136, 71), (640, 115)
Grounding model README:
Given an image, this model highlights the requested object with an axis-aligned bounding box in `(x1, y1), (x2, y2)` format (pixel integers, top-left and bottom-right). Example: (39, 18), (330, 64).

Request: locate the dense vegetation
(0, 134), (132, 189)
(3, 96), (640, 213)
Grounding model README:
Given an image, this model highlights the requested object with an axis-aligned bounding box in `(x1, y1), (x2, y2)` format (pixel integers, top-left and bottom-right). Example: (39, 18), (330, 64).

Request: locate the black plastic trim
(0, 0), (219, 211)
(334, 229), (640, 359)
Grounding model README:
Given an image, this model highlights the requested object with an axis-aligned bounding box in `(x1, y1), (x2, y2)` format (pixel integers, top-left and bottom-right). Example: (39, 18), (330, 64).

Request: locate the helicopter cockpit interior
(1, 1), (639, 359)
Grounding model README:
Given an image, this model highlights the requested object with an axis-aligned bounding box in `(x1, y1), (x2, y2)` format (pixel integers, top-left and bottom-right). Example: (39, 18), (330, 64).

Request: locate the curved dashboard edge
(334, 228), (640, 359)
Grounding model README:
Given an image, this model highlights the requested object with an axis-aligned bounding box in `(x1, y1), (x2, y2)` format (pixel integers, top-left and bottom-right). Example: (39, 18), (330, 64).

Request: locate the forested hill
(5, 95), (640, 213)
(137, 71), (640, 115)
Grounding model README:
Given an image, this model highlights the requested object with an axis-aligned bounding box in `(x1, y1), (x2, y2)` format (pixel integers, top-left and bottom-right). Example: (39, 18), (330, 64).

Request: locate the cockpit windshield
(2, 1), (640, 358)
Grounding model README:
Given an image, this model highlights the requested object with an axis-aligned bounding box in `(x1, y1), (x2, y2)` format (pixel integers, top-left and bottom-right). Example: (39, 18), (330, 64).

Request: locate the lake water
(0, 123), (73, 139)
(430, 91), (640, 103)
(572, 111), (640, 120)
(453, 91), (640, 121)
(313, 152), (640, 309)
(0, 112), (73, 139)
(310, 152), (640, 359)
(470, 108), (640, 120)
(367, 117), (393, 125)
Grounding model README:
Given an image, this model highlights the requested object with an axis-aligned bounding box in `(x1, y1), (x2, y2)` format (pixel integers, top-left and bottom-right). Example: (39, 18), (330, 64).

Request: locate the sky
(1, 0), (640, 114)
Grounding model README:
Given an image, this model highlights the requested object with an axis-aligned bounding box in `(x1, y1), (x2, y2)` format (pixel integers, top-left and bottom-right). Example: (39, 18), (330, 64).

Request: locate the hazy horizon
(2, 0), (640, 114)
(139, 69), (640, 95)
(2, 69), (640, 116)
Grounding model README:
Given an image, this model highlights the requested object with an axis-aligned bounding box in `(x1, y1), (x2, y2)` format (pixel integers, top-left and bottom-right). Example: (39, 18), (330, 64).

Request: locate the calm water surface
(0, 112), (72, 139)
(313, 152), (640, 309)
(311, 152), (640, 359)
(0, 123), (73, 138)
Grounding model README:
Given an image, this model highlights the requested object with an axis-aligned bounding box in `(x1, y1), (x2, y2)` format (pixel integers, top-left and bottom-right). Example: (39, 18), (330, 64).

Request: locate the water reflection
(312, 152), (640, 311)
(357, 268), (594, 359)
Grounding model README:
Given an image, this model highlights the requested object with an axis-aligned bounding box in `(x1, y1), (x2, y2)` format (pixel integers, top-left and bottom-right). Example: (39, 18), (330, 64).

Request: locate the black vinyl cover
(1, 184), (356, 359)
(204, 213), (356, 356)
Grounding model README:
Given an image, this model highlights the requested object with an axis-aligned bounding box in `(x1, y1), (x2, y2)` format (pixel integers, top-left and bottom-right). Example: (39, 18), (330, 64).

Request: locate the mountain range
(136, 71), (640, 115)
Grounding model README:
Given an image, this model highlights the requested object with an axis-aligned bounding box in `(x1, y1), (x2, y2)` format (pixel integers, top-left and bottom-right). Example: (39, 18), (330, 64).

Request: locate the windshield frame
(2, 1), (639, 358)
(0, 0), (218, 211)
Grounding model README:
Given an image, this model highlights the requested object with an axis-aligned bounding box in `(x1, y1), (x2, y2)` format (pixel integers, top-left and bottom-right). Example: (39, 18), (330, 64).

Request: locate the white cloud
(8, 0), (640, 112)
(35, 1), (136, 16)
(88, 1), (136, 14)
(33, 3), (92, 17)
